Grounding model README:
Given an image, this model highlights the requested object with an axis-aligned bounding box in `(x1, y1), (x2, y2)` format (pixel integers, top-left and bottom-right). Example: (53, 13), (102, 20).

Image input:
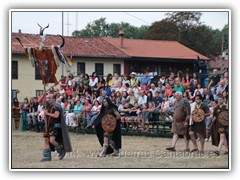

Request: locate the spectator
(149, 83), (157, 97)
(153, 91), (163, 110)
(12, 97), (21, 129)
(20, 98), (30, 131)
(166, 72), (175, 88)
(27, 97), (39, 129)
(89, 72), (98, 89)
(138, 90), (147, 105)
(159, 72), (167, 86)
(122, 74), (130, 87)
(129, 72), (139, 87)
(82, 74), (90, 87)
(173, 78), (184, 94)
(112, 73), (122, 90)
(140, 71), (151, 87)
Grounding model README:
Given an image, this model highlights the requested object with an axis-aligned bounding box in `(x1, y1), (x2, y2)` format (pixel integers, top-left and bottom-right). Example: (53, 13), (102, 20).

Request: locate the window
(36, 90), (42, 98)
(77, 62), (85, 75)
(12, 61), (18, 79)
(113, 64), (121, 75)
(35, 66), (42, 80)
(95, 63), (104, 76)
(12, 90), (17, 100)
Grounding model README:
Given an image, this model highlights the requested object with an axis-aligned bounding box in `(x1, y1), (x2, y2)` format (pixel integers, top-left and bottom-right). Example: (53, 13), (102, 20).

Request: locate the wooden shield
(101, 114), (117, 133)
(192, 108), (205, 122)
(218, 111), (228, 126)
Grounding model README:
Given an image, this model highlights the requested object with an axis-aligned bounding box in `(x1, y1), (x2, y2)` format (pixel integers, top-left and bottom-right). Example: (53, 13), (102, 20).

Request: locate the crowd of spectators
(12, 68), (229, 137)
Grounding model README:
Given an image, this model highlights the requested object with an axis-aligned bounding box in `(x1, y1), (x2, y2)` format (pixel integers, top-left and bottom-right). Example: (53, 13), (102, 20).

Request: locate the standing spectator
(12, 97), (21, 129)
(20, 98), (30, 131)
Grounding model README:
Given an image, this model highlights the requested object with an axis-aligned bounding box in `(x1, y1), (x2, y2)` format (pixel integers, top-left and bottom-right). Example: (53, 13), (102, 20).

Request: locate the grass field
(11, 130), (229, 169)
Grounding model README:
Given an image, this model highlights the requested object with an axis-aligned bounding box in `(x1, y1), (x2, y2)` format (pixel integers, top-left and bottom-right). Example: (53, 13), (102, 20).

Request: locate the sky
(11, 10), (229, 36)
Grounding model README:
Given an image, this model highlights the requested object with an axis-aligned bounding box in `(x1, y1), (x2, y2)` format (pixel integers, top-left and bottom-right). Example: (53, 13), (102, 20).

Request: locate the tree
(144, 20), (179, 40)
(72, 18), (149, 39)
(165, 12), (202, 30)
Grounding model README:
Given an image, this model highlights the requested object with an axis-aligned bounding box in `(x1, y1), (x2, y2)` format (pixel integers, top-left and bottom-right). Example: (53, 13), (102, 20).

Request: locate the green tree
(144, 20), (179, 40)
(72, 18), (149, 39)
(165, 12), (202, 30)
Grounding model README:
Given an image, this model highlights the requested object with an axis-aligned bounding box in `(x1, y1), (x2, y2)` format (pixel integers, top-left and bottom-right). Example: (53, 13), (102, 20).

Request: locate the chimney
(119, 30), (124, 49)
(18, 29), (21, 33)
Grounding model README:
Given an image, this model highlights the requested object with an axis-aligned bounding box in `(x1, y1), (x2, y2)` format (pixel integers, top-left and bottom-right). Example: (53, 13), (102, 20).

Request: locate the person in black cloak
(40, 94), (72, 162)
(93, 98), (122, 157)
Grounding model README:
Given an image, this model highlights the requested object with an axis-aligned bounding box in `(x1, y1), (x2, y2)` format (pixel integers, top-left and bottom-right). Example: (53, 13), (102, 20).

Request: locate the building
(11, 31), (208, 100)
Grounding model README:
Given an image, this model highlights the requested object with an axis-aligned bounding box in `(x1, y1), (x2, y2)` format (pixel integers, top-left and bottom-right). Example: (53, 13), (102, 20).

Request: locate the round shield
(218, 111), (229, 126)
(101, 114), (117, 133)
(192, 108), (205, 122)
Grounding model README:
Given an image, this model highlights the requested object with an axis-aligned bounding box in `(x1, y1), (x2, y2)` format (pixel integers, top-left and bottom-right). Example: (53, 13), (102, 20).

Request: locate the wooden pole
(43, 81), (47, 134)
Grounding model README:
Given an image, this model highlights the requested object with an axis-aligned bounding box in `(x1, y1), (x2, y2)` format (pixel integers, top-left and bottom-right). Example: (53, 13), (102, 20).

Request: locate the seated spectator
(138, 90), (147, 105)
(193, 83), (204, 97)
(165, 72), (175, 88)
(149, 83), (157, 97)
(173, 78), (184, 94)
(126, 89), (138, 106)
(112, 73), (122, 91)
(122, 74), (130, 87)
(142, 101), (157, 132)
(159, 72), (167, 86)
(89, 72), (98, 89)
(140, 71), (151, 87)
(122, 83), (132, 94)
(129, 72), (139, 87)
(125, 102), (139, 130)
(36, 106), (45, 132)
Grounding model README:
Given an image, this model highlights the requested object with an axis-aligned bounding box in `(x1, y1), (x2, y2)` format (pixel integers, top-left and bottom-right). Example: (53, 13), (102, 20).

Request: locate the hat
(130, 72), (136, 75)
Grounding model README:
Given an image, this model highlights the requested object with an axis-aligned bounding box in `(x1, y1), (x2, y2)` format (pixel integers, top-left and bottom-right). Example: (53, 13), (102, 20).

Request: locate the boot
(56, 144), (66, 160)
(40, 148), (51, 162)
(109, 140), (120, 157)
(98, 144), (108, 157)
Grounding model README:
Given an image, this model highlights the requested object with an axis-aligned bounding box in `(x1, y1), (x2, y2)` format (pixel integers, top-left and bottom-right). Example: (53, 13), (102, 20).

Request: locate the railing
(14, 110), (173, 137)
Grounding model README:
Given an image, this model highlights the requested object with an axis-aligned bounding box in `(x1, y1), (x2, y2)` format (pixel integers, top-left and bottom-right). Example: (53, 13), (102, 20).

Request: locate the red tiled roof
(104, 38), (209, 60)
(12, 33), (208, 60)
(12, 33), (129, 58)
(208, 55), (229, 69)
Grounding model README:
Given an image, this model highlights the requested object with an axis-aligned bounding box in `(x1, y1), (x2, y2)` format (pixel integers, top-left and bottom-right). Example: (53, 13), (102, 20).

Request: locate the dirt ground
(11, 130), (229, 169)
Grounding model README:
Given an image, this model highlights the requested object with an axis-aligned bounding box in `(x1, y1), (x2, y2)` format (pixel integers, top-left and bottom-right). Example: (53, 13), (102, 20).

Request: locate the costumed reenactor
(40, 94), (72, 162)
(189, 95), (210, 153)
(211, 94), (229, 156)
(12, 97), (21, 129)
(90, 98), (122, 157)
(166, 91), (191, 152)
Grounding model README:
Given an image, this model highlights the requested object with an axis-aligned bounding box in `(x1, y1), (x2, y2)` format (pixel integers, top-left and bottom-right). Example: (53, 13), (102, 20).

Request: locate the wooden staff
(43, 81), (48, 136)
